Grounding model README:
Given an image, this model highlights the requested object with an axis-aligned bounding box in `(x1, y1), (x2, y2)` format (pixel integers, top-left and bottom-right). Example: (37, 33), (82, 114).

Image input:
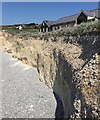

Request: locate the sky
(2, 2), (99, 25)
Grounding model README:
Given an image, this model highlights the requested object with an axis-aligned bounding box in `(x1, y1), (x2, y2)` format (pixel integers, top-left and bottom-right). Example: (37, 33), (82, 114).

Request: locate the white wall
(87, 16), (95, 20)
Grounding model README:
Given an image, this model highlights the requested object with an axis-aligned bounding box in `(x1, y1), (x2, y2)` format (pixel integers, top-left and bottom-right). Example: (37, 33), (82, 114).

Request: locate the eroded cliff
(1, 31), (100, 119)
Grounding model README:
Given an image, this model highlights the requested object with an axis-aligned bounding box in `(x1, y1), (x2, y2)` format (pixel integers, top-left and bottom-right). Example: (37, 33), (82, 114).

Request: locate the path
(1, 48), (56, 118)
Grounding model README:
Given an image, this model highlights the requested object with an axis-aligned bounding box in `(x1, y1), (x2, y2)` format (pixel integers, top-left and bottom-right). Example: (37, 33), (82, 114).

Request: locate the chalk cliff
(1, 31), (100, 118)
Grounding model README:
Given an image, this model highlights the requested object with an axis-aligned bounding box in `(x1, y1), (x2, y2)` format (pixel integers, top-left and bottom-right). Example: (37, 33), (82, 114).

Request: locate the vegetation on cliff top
(2, 21), (100, 40)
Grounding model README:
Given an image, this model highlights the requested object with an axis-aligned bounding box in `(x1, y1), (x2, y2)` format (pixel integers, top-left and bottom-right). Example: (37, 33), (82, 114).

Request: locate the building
(39, 8), (100, 33)
(16, 25), (23, 30)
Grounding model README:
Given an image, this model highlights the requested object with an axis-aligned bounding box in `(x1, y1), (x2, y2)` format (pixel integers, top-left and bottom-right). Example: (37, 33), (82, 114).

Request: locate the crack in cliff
(1, 31), (100, 119)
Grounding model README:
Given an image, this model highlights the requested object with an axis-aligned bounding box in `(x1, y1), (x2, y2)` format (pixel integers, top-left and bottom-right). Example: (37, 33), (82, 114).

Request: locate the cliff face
(1, 31), (100, 118)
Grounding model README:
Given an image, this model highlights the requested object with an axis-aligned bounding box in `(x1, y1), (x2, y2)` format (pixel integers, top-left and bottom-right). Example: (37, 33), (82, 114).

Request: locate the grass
(38, 21), (100, 39)
(2, 21), (100, 40)
(2, 27), (38, 38)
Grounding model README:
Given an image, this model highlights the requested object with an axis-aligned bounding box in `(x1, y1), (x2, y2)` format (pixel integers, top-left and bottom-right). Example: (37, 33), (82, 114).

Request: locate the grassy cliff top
(1, 21), (100, 40)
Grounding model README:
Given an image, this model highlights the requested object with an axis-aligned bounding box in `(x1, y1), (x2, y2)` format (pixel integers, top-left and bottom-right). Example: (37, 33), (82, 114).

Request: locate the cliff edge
(1, 30), (100, 119)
